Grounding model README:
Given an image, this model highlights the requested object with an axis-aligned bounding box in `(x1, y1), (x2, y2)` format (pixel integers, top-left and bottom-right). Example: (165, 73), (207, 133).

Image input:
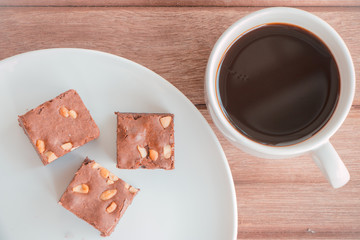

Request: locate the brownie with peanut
(115, 112), (174, 170)
(18, 89), (100, 165)
(59, 158), (139, 237)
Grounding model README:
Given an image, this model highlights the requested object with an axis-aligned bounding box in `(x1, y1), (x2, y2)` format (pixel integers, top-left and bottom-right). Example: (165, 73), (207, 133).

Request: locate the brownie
(18, 89), (100, 165)
(115, 113), (174, 170)
(59, 158), (139, 237)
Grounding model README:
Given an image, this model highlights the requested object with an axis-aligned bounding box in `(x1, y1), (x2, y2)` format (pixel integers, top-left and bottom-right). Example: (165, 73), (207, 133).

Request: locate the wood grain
(1, 0), (360, 7)
(0, 7), (359, 106)
(200, 107), (360, 239)
(0, 6), (360, 239)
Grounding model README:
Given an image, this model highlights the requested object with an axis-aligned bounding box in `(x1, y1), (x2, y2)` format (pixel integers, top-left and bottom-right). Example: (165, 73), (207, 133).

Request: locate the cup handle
(311, 141), (350, 188)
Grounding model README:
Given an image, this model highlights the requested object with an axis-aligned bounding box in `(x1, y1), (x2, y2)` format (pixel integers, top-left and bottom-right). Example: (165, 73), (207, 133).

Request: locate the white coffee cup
(205, 7), (355, 188)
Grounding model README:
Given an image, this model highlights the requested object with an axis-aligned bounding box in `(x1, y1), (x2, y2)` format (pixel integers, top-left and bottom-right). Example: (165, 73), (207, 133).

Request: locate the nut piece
(137, 145), (147, 158)
(109, 173), (119, 182)
(100, 189), (117, 201)
(59, 106), (69, 118)
(71, 146), (79, 151)
(36, 140), (45, 153)
(69, 110), (77, 119)
(73, 184), (89, 194)
(92, 162), (100, 169)
(129, 186), (139, 194)
(44, 151), (57, 163)
(106, 179), (114, 185)
(100, 168), (110, 179)
(106, 201), (117, 213)
(124, 183), (130, 189)
(149, 149), (158, 161)
(163, 145), (172, 159)
(61, 142), (73, 151)
(160, 116), (172, 128)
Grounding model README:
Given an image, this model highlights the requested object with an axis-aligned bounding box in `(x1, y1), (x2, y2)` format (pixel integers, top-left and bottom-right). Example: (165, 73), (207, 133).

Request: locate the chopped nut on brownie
(18, 89), (100, 165)
(115, 113), (174, 170)
(59, 158), (139, 237)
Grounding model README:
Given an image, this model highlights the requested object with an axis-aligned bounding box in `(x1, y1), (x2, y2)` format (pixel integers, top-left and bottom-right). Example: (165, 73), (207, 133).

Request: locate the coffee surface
(218, 24), (340, 146)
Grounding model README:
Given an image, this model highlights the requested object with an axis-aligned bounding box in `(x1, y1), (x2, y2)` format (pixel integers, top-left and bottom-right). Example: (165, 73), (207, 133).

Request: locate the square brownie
(115, 113), (174, 170)
(59, 158), (139, 237)
(18, 89), (100, 165)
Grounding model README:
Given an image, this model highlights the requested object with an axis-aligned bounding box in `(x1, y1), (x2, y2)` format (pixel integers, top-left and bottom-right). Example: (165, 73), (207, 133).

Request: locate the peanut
(61, 142), (73, 151)
(137, 145), (147, 158)
(100, 189), (117, 201)
(36, 140), (45, 153)
(44, 151), (57, 163)
(109, 173), (119, 182)
(59, 106), (69, 118)
(73, 184), (89, 194)
(160, 116), (172, 128)
(100, 168), (110, 179)
(129, 186), (139, 194)
(149, 149), (158, 161)
(92, 162), (100, 169)
(163, 145), (172, 159)
(69, 110), (77, 119)
(106, 201), (117, 213)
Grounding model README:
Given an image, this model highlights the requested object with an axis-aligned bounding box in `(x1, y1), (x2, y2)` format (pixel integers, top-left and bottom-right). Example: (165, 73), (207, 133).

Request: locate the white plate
(0, 49), (237, 240)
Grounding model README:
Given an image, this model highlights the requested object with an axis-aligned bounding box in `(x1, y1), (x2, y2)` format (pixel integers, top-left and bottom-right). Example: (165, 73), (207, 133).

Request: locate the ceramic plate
(0, 48), (237, 240)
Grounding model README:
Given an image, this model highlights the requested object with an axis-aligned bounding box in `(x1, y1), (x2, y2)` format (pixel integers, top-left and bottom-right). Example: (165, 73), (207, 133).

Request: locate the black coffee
(218, 23), (340, 146)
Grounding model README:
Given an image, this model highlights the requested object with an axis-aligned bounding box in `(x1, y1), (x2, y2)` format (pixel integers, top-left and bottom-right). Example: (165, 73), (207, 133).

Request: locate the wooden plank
(200, 107), (360, 184)
(0, 7), (359, 106)
(199, 107), (360, 239)
(0, 0), (359, 7)
(238, 232), (360, 239)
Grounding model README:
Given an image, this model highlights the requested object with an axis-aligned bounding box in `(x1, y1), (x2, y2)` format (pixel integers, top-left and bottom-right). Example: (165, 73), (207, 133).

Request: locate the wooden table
(1, 1), (359, 239)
